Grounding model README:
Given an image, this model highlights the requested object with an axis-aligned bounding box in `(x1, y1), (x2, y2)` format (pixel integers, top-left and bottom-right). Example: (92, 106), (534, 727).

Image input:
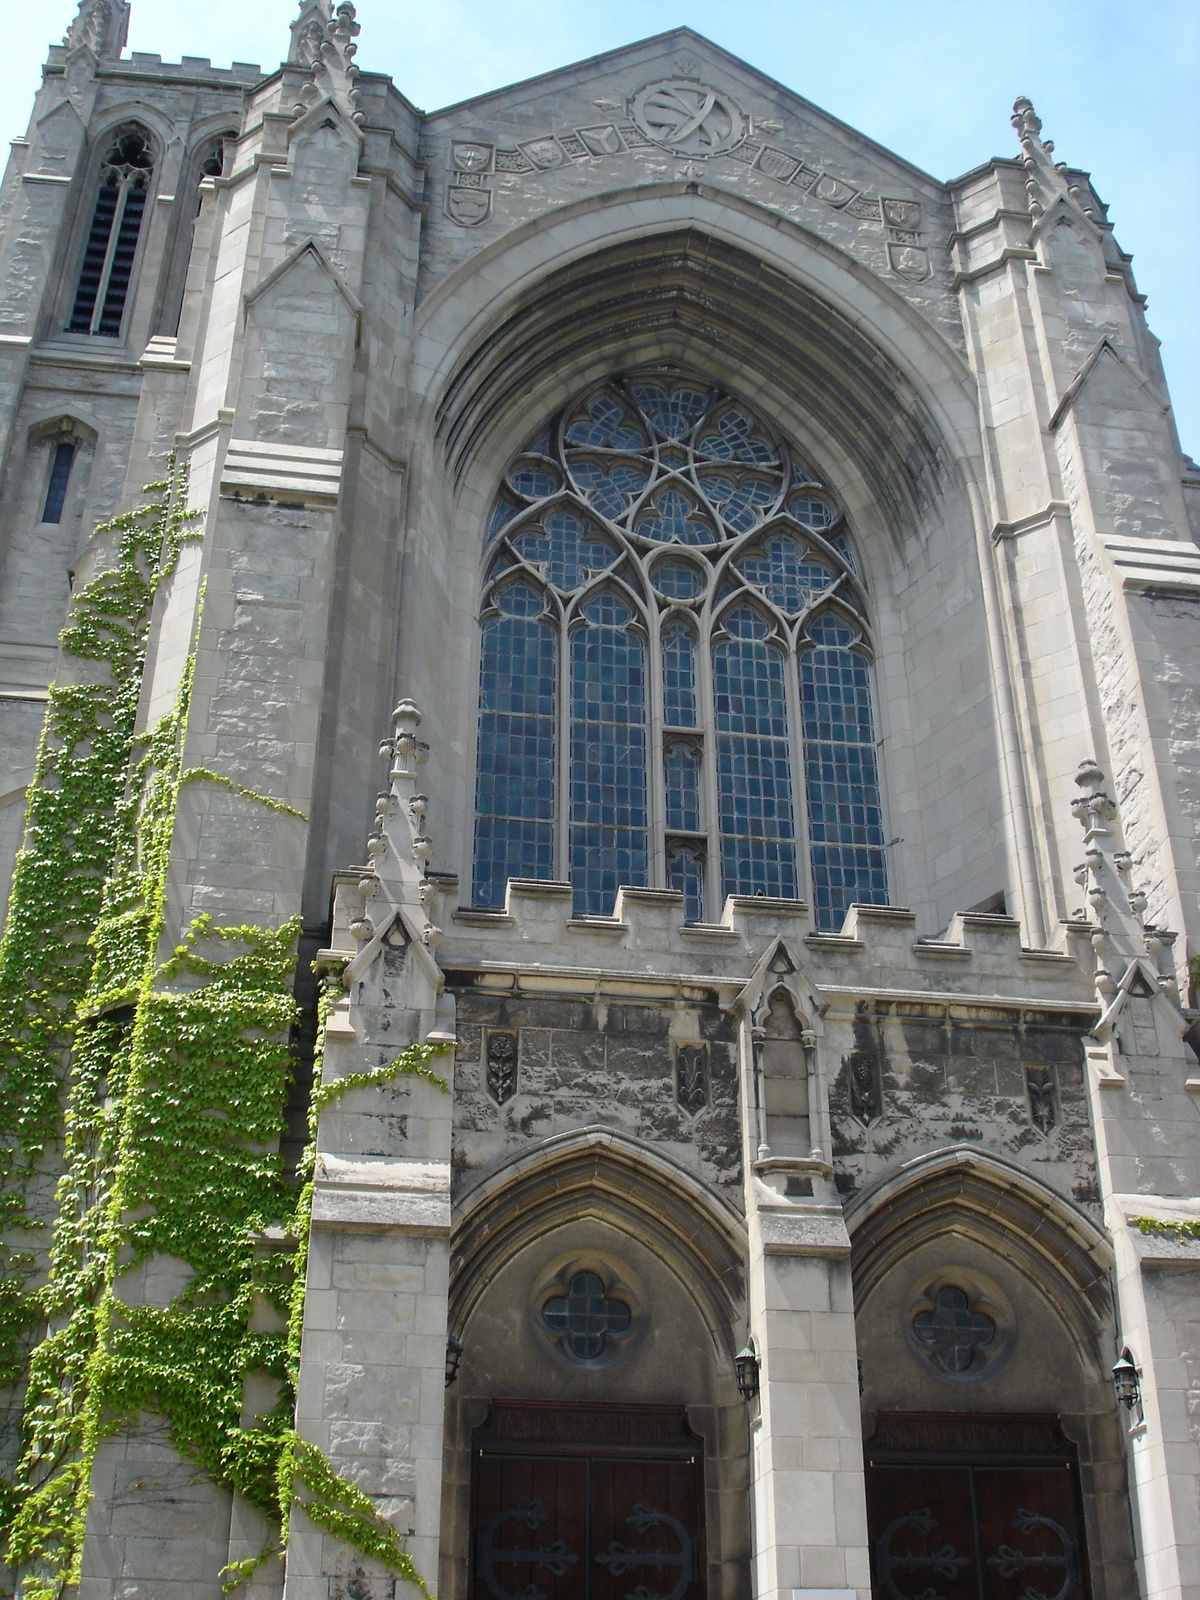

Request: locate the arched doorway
(848, 1150), (1136, 1600)
(442, 1131), (750, 1600)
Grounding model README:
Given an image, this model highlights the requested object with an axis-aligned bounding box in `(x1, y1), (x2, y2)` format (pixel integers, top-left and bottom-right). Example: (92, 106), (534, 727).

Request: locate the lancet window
(68, 125), (155, 338)
(473, 373), (890, 929)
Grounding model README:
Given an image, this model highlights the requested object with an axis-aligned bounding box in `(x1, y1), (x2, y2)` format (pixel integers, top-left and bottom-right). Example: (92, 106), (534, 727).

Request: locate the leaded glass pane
(652, 560), (704, 600)
(568, 456), (649, 518)
(565, 392), (649, 451)
(714, 608), (798, 900)
(667, 842), (705, 923)
(662, 622), (697, 727)
(508, 458), (561, 500)
(697, 468), (778, 532)
(473, 581), (556, 908)
(788, 493), (836, 530)
(569, 592), (648, 914)
(634, 485), (719, 546)
(800, 614), (889, 931)
(735, 533), (835, 614)
(665, 741), (702, 832)
(628, 380), (709, 440)
(694, 404), (779, 464)
(512, 508), (617, 589)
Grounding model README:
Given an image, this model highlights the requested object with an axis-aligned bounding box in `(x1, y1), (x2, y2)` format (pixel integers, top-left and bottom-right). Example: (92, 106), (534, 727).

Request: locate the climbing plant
(0, 465), (200, 1531)
(0, 463), (449, 1597)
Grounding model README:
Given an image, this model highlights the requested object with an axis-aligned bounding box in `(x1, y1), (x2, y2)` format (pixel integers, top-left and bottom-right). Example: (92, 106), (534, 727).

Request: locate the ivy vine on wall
(0, 464), (447, 1597)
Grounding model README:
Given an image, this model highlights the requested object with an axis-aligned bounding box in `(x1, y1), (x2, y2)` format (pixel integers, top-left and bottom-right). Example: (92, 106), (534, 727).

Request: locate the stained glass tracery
(475, 372), (889, 928)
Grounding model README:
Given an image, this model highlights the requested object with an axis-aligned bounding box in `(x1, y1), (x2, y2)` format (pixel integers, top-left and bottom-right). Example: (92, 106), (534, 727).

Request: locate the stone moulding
(220, 438), (344, 505)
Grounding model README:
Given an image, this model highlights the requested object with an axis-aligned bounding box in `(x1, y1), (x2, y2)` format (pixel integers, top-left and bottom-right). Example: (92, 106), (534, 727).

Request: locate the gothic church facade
(0, 3), (1199, 1599)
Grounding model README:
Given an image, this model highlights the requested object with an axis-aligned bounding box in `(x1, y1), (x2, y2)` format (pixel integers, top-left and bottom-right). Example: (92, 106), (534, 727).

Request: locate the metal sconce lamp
(445, 1334), (463, 1387)
(1112, 1350), (1140, 1411)
(735, 1341), (760, 1401)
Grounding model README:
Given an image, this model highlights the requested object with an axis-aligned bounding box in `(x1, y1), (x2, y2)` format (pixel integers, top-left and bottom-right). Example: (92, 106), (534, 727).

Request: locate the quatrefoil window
(542, 1271), (632, 1360)
(913, 1286), (997, 1376)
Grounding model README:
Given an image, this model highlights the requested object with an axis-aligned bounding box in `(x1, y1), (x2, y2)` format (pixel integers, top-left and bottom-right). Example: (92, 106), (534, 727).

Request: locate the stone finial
(62, 0), (130, 58)
(289, 0), (331, 67)
(1071, 759), (1178, 1003)
(292, 0), (366, 127)
(1011, 95), (1096, 227)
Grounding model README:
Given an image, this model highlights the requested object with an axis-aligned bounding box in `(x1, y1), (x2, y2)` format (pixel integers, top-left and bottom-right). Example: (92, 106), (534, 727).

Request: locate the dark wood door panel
(592, 1459), (701, 1600)
(974, 1466), (1081, 1600)
(866, 1457), (1086, 1600)
(475, 1454), (588, 1600)
(471, 1406), (705, 1600)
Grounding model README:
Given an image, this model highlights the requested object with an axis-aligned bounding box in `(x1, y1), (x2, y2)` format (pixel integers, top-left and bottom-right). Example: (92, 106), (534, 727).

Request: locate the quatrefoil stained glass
(543, 1271), (632, 1361)
(475, 372), (891, 928)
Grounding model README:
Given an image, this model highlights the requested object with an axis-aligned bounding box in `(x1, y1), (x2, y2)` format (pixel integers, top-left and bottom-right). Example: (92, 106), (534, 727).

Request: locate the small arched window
(68, 124), (155, 338)
(473, 372), (891, 928)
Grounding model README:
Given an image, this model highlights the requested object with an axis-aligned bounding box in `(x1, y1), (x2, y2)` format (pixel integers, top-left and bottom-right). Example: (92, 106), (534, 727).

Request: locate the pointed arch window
(68, 125), (155, 338)
(474, 372), (891, 928)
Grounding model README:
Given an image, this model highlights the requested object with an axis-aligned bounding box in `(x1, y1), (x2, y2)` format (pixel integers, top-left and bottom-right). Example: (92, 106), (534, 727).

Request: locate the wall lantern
(445, 1334), (463, 1387)
(734, 1342), (760, 1401)
(1112, 1350), (1140, 1411)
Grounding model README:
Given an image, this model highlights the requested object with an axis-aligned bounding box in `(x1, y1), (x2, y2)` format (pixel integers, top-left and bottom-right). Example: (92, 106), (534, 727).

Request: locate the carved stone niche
(485, 1029), (518, 1105)
(676, 1043), (708, 1117)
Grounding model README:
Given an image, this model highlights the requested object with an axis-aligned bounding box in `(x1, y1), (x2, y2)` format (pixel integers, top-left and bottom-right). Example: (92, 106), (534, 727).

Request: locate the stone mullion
(696, 591), (721, 920)
(645, 592), (668, 887)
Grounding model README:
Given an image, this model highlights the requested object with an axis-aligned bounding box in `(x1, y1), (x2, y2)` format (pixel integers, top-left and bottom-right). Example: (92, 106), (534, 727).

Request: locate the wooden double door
(471, 1402), (705, 1600)
(865, 1414), (1090, 1600)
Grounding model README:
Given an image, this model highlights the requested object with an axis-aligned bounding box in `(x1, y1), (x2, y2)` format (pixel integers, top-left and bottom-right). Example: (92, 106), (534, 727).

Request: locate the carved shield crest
(520, 137), (566, 169)
(446, 184), (492, 227)
(812, 174), (857, 208)
(578, 124), (623, 156)
(756, 146), (799, 182)
(451, 140), (492, 172)
(882, 197), (922, 230)
(887, 241), (931, 281)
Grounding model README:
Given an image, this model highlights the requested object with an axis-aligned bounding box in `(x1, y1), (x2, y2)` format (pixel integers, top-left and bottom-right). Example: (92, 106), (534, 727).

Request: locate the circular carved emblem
(906, 1273), (1013, 1383)
(630, 78), (747, 157)
(530, 1255), (646, 1368)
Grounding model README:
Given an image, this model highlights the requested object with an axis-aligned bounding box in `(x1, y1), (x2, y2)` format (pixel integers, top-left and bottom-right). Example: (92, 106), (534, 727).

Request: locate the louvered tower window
(68, 126), (155, 338)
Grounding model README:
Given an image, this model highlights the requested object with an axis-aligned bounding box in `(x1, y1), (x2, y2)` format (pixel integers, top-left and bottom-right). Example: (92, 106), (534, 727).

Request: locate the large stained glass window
(474, 372), (889, 929)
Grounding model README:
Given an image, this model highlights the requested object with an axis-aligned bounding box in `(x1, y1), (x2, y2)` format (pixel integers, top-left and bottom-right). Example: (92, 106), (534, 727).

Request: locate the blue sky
(5, 0), (1198, 454)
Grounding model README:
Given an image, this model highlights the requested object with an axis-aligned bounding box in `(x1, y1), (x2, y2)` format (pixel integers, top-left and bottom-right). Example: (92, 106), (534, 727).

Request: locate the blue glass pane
(487, 493), (522, 543)
(800, 613), (889, 931)
(652, 560), (704, 600)
(508, 458), (560, 499)
(713, 632), (797, 900)
(694, 406), (778, 464)
(665, 741), (702, 831)
(662, 622), (697, 726)
(698, 470), (777, 533)
(569, 457), (649, 518)
(634, 487), (718, 546)
(473, 584), (557, 908)
(565, 393), (649, 451)
(667, 843), (705, 923)
(628, 381), (709, 440)
(722, 603), (772, 641)
(569, 595), (648, 914)
(42, 442), (75, 525)
(833, 535), (858, 574)
(789, 494), (836, 530)
(736, 534), (835, 613)
(512, 508), (617, 590)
